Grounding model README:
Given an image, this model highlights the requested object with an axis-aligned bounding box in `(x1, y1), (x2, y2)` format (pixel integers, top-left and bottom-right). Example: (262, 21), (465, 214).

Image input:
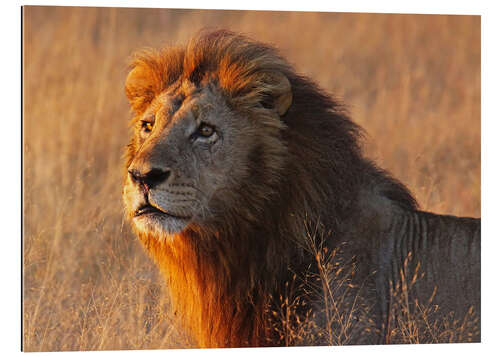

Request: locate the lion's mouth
(135, 204), (191, 220)
(135, 204), (164, 217)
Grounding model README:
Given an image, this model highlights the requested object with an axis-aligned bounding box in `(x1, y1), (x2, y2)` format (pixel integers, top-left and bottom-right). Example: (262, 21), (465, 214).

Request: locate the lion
(123, 30), (480, 347)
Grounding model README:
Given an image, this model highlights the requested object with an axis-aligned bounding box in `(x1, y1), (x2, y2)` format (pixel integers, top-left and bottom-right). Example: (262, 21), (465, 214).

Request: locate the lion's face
(123, 39), (295, 239)
(124, 79), (280, 236)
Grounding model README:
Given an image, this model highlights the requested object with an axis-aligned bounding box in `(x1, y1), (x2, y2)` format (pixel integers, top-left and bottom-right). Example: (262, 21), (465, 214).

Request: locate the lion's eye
(198, 123), (215, 137)
(141, 121), (154, 133)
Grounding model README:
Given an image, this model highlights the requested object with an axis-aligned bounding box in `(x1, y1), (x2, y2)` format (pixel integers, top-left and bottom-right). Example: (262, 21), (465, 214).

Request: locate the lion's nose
(128, 167), (171, 190)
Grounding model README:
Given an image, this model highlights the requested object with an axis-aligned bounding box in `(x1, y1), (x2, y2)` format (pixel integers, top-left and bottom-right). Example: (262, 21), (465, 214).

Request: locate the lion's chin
(133, 212), (190, 236)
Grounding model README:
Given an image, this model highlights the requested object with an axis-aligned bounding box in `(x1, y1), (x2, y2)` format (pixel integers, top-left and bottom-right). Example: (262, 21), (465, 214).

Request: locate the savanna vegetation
(22, 6), (480, 351)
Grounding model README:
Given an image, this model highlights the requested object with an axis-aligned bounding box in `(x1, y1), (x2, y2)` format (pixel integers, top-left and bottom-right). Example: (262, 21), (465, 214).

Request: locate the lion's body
(336, 206), (480, 344)
(123, 30), (480, 347)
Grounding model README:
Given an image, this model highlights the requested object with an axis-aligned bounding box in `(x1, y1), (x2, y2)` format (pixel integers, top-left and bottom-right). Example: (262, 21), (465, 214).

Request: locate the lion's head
(123, 31), (296, 239)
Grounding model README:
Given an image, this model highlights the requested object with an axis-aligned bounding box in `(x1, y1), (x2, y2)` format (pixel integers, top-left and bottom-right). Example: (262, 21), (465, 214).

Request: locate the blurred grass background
(22, 6), (480, 351)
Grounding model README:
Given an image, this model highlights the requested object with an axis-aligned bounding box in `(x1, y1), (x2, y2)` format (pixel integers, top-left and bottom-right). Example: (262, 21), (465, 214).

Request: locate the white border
(3, 0), (499, 356)
(6, 0), (489, 14)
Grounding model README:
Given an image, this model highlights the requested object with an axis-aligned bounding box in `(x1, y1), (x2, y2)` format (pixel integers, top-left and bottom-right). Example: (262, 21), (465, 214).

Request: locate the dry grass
(268, 236), (480, 346)
(384, 253), (480, 344)
(267, 227), (378, 347)
(22, 6), (480, 351)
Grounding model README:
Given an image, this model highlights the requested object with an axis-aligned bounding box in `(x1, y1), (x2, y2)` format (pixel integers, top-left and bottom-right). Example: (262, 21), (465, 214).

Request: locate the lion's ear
(261, 72), (293, 116)
(125, 65), (155, 113)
